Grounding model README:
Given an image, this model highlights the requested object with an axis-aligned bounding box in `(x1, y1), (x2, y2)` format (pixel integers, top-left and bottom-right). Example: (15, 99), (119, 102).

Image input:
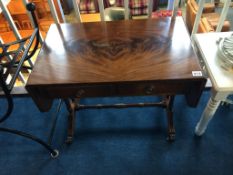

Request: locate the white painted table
(194, 32), (233, 136)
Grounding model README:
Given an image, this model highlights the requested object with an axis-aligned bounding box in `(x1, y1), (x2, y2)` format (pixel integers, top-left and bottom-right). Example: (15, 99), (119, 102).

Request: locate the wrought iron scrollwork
(0, 3), (59, 158)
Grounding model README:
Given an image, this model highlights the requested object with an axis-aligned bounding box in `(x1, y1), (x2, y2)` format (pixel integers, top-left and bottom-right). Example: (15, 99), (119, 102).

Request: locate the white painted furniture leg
(194, 32), (233, 136)
(195, 97), (220, 136)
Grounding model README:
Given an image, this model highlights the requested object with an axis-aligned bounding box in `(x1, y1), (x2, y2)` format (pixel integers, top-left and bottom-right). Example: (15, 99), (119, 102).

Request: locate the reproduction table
(194, 32), (233, 136)
(26, 17), (206, 142)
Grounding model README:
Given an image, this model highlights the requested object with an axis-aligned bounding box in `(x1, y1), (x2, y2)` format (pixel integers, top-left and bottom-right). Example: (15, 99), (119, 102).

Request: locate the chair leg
(0, 127), (59, 158)
(165, 95), (175, 141)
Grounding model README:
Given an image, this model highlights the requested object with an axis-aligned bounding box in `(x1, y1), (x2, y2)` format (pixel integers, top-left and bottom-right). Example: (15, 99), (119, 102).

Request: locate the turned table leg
(166, 95), (175, 141)
(64, 98), (80, 144)
(195, 97), (220, 136)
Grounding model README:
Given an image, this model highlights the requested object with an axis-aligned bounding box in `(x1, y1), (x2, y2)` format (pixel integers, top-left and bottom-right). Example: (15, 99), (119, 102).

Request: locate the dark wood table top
(27, 17), (203, 85)
(26, 17), (206, 111)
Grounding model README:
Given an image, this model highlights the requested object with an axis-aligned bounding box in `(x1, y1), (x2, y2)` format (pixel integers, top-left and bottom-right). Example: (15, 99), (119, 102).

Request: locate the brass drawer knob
(145, 85), (155, 95)
(76, 89), (85, 97)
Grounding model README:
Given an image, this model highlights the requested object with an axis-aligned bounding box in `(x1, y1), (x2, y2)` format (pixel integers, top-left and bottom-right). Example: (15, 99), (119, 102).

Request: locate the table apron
(45, 82), (190, 98)
(26, 80), (206, 112)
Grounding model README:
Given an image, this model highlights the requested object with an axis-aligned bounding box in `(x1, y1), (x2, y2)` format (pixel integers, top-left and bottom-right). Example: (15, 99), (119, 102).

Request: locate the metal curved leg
(0, 127), (59, 158)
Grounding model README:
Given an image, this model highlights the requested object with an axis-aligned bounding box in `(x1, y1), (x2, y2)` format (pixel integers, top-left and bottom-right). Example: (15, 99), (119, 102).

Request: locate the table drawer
(45, 81), (189, 98)
(116, 82), (187, 96)
(46, 84), (116, 98)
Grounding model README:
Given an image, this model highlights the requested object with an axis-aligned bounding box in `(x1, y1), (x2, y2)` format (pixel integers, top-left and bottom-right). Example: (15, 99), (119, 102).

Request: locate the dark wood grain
(26, 17), (206, 111)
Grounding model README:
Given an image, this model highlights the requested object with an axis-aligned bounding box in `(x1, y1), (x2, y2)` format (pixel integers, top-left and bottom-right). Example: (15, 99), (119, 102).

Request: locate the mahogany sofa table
(26, 17), (206, 143)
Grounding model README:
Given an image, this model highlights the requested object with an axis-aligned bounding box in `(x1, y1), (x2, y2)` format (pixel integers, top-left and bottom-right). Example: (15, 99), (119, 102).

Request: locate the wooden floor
(65, 11), (101, 23)
(0, 86), (28, 96)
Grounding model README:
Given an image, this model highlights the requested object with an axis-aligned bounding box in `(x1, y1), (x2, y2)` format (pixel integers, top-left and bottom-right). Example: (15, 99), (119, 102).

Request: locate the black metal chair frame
(0, 3), (59, 158)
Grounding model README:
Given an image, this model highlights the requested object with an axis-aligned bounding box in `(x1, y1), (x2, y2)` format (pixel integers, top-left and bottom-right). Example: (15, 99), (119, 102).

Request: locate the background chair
(198, 17), (215, 33)
(0, 3), (58, 158)
(186, 0), (230, 33)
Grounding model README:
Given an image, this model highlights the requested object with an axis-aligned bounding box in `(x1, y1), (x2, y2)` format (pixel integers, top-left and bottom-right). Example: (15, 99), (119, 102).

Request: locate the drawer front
(116, 81), (187, 96)
(44, 81), (189, 98)
(46, 84), (116, 98)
